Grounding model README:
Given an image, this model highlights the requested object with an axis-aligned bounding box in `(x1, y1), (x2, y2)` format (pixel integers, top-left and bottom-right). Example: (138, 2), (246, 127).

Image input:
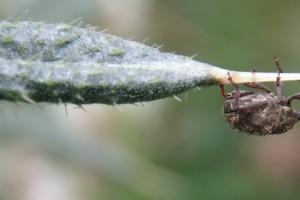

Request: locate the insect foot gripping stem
(222, 58), (299, 136)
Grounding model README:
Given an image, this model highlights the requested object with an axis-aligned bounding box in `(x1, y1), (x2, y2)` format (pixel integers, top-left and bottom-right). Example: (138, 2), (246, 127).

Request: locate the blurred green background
(1, 0), (300, 199)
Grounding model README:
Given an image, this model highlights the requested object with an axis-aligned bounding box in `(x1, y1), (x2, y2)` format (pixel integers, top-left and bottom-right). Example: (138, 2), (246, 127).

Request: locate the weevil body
(223, 92), (299, 135)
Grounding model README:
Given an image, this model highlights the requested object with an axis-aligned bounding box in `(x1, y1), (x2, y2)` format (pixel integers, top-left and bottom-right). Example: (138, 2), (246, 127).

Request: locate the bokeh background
(1, 0), (300, 199)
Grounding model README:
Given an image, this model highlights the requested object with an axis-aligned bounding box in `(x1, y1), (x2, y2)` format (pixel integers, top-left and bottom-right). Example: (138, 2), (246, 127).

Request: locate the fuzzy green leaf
(1, 21), (300, 105)
(0, 21), (224, 104)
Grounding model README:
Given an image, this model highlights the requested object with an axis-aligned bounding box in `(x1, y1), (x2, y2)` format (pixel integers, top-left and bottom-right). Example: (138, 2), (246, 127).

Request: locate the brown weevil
(221, 57), (300, 135)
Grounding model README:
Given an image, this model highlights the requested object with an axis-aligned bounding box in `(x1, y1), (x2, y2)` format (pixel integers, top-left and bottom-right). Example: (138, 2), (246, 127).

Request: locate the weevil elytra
(221, 58), (300, 135)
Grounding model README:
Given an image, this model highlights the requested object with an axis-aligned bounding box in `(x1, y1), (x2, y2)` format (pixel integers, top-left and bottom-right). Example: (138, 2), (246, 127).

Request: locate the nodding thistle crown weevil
(221, 57), (300, 135)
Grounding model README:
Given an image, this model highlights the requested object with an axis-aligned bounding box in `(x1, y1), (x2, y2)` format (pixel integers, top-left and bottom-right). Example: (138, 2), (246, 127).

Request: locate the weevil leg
(219, 84), (228, 99)
(223, 71), (264, 112)
(236, 99), (266, 111)
(223, 92), (265, 112)
(226, 90), (254, 99)
(244, 82), (271, 93)
(227, 72), (240, 109)
(276, 74), (283, 102)
(287, 93), (300, 107)
(220, 71), (254, 101)
(244, 68), (272, 93)
(274, 57), (283, 73)
(287, 93), (300, 120)
(237, 90), (254, 97)
(274, 57), (284, 103)
(219, 83), (236, 99)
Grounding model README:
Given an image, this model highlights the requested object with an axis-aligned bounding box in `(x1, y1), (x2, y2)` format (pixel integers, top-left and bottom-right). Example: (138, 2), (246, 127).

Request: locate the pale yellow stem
(212, 67), (300, 84)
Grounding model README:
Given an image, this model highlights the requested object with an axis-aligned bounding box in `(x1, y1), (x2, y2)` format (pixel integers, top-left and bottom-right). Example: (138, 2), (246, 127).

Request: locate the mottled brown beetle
(220, 57), (300, 135)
